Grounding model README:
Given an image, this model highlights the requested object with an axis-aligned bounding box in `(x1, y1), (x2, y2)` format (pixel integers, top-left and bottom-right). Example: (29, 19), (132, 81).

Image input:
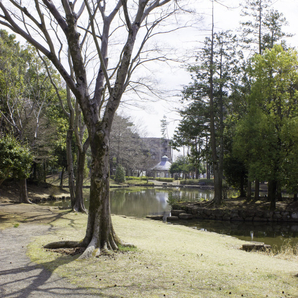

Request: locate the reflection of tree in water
(168, 189), (215, 206)
(155, 192), (168, 209)
(182, 220), (298, 250)
(111, 189), (167, 217)
(111, 188), (216, 217)
(110, 189), (126, 209)
(41, 189), (298, 248)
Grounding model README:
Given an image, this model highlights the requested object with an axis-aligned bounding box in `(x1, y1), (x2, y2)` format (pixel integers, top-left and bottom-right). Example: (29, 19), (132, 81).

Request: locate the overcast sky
(119, 0), (298, 139)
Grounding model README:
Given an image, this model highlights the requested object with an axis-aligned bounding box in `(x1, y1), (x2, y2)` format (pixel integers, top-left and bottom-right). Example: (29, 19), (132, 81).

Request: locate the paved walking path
(0, 224), (101, 298)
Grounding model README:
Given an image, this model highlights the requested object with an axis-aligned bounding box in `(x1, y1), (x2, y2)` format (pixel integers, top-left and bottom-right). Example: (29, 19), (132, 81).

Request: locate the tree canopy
(0, 135), (32, 186)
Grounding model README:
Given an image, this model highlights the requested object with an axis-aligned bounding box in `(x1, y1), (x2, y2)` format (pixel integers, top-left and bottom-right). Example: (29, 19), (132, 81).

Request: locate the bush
(0, 136), (33, 184)
(180, 179), (214, 185)
(154, 177), (174, 182)
(125, 176), (150, 181)
(115, 164), (126, 183)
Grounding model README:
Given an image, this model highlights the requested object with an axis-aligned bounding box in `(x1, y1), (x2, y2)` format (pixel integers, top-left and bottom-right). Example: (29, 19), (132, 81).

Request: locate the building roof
(151, 156), (172, 171)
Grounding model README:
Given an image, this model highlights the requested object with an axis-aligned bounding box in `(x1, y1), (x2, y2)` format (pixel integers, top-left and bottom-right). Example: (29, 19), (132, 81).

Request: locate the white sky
(119, 0), (298, 139)
(2, 0), (297, 142)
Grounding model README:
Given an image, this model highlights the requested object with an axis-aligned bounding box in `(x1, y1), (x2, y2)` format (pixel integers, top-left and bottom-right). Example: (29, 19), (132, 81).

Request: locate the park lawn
(27, 211), (298, 298)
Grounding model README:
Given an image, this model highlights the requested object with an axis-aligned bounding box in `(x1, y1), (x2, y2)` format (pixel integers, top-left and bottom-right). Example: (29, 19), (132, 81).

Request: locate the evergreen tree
(233, 45), (298, 209)
(115, 164), (126, 184)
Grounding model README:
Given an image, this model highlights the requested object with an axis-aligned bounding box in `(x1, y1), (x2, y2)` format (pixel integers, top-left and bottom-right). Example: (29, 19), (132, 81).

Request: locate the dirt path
(0, 223), (101, 298)
(0, 199), (101, 298)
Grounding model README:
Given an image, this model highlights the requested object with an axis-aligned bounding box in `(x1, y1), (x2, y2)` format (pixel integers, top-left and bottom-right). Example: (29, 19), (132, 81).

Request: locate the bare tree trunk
(209, 0), (222, 206)
(277, 183), (282, 201)
(60, 167), (65, 189)
(254, 179), (259, 200)
(80, 125), (121, 258)
(268, 180), (277, 210)
(66, 129), (76, 207)
(19, 178), (30, 203)
(43, 160), (46, 183)
(32, 162), (37, 181)
(73, 146), (87, 213)
(247, 180), (252, 201)
(213, 165), (222, 205)
(240, 174), (246, 197)
(207, 162), (210, 179)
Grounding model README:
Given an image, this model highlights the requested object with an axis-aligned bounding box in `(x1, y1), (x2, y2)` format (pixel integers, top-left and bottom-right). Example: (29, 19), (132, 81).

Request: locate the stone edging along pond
(169, 204), (298, 223)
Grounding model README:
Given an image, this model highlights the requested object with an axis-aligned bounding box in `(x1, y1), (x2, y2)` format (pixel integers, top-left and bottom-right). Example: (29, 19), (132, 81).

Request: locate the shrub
(155, 177), (174, 182)
(180, 179), (214, 185)
(125, 176), (150, 181)
(115, 164), (126, 183)
(0, 135), (33, 184)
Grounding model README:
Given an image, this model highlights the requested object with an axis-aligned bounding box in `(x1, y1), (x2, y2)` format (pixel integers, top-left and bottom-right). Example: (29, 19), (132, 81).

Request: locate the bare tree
(0, 0), (183, 257)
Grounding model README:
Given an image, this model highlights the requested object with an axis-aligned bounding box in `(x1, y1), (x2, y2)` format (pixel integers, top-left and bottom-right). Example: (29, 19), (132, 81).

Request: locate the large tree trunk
(19, 178), (30, 203)
(45, 125), (125, 256)
(80, 125), (121, 258)
(268, 180), (277, 210)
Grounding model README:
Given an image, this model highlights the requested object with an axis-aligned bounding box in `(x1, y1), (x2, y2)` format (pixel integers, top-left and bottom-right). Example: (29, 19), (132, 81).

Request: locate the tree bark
(60, 167), (64, 189)
(247, 180), (252, 201)
(19, 178), (30, 203)
(80, 124), (121, 258)
(213, 165), (222, 205)
(276, 182), (282, 201)
(73, 147), (87, 213)
(268, 180), (277, 210)
(66, 129), (76, 207)
(240, 173), (246, 197)
(254, 179), (259, 200)
(209, 1), (222, 206)
(207, 162), (210, 180)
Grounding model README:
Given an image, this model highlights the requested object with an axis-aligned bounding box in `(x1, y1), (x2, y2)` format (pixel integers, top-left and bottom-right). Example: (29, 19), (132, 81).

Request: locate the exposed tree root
(44, 240), (85, 249)
(44, 238), (136, 258)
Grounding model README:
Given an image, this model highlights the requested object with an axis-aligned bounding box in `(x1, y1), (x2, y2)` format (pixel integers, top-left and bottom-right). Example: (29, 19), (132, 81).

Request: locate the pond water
(43, 188), (298, 250)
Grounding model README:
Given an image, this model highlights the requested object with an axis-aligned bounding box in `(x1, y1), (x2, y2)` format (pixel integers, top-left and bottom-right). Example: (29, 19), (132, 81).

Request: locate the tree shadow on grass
(0, 244), (121, 298)
(0, 211), (121, 298)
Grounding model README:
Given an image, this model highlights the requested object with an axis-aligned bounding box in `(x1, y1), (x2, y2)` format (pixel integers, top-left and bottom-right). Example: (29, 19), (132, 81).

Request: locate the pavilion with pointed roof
(151, 155), (172, 178)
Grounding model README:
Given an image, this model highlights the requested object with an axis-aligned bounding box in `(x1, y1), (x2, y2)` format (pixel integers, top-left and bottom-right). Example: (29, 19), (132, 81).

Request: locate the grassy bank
(27, 211), (298, 298)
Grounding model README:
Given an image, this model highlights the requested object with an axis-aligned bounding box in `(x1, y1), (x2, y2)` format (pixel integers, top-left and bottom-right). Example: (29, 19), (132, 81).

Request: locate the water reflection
(40, 187), (298, 250)
(109, 188), (215, 217)
(111, 188), (298, 249)
(177, 219), (298, 249)
(111, 188), (172, 217)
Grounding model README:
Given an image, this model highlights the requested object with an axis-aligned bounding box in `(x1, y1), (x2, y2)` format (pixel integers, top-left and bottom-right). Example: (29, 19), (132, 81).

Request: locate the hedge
(180, 179), (214, 185)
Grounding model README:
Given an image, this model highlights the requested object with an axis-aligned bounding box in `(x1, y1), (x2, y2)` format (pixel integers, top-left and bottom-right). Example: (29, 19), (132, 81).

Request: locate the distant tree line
(171, 0), (298, 209)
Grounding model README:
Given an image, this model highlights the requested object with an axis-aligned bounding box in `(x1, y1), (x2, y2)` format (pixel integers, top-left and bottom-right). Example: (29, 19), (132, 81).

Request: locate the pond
(42, 188), (298, 250)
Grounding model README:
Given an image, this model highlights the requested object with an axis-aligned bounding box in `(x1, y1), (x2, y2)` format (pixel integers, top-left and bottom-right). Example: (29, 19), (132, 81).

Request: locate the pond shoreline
(171, 198), (298, 223)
